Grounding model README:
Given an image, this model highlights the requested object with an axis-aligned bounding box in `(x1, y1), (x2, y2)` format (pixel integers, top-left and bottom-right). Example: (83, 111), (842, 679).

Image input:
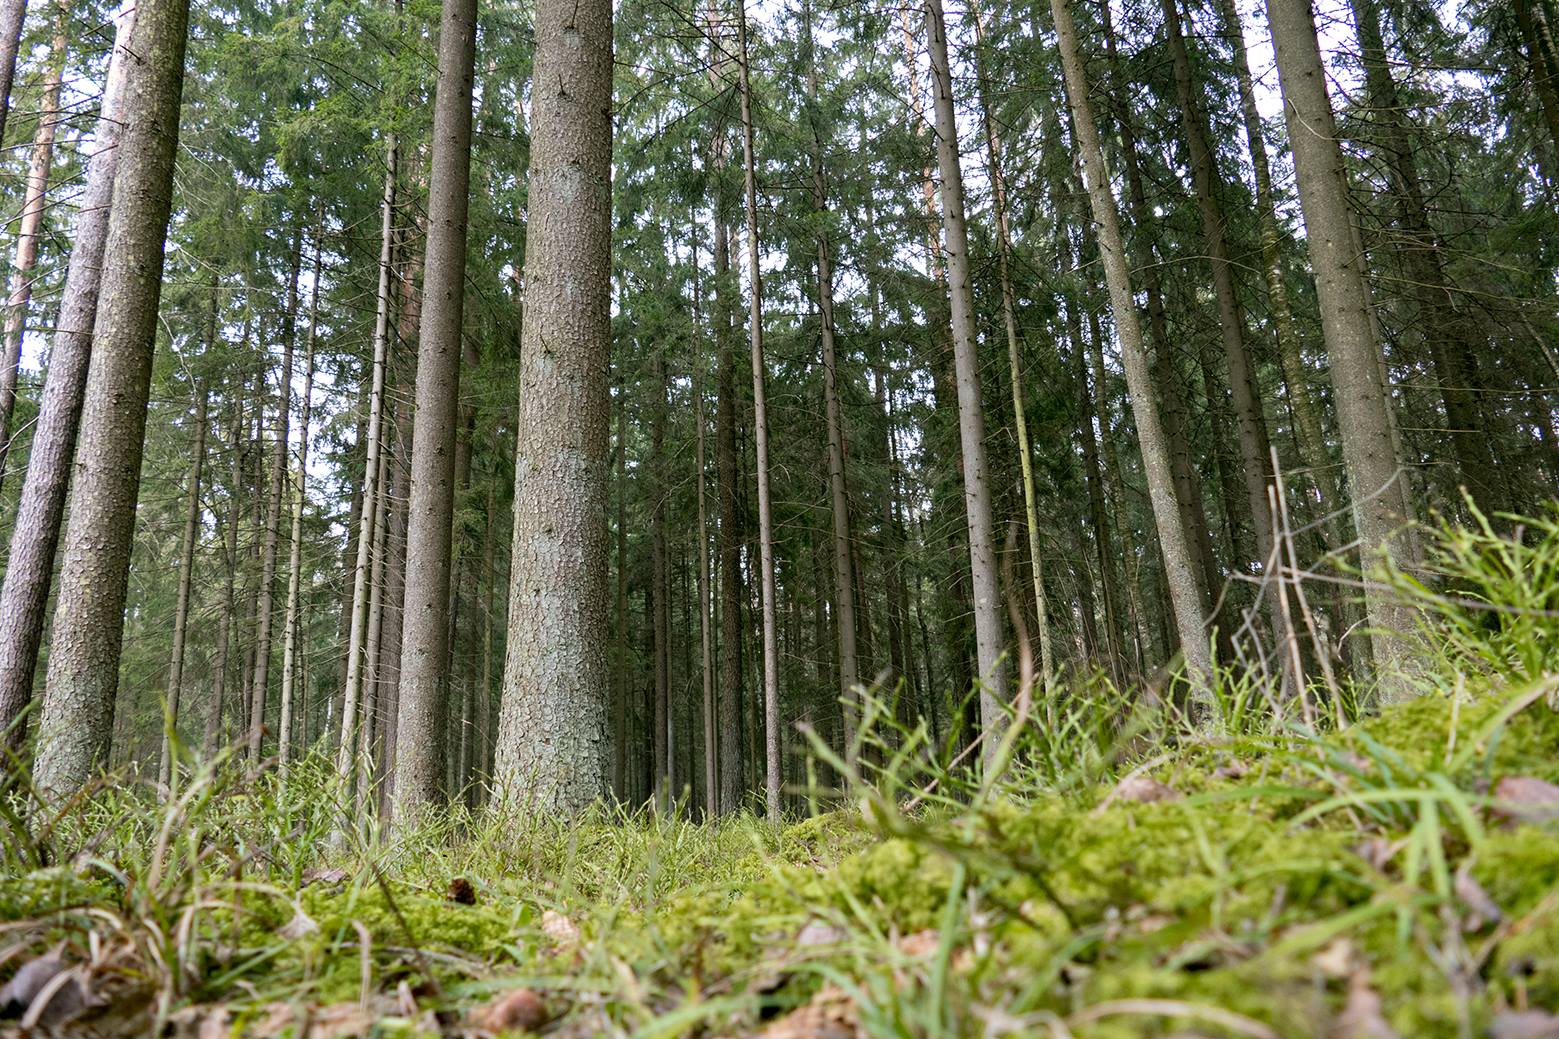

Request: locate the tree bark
(33, 0), (191, 796)
(279, 237), (322, 767)
(0, 6), (137, 751)
(0, 0), (65, 491)
(205, 389), (244, 757)
(1049, 0), (1215, 708)
(651, 348), (671, 807)
(493, 0), (612, 813)
(925, 0), (1008, 756)
(1265, 0), (1418, 698)
(692, 227), (717, 818)
(735, 0), (782, 822)
(0, 0), (28, 156)
(157, 384), (207, 788)
(247, 229), (303, 763)
(391, 0), (477, 824)
(336, 139), (399, 802)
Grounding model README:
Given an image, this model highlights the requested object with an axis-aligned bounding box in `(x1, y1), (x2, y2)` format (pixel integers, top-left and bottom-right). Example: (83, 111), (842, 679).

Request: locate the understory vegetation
(2, 513), (1557, 1038)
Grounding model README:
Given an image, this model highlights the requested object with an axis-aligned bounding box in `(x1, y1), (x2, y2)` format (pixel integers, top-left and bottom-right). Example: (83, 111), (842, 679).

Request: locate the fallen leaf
(896, 930), (939, 957)
(301, 866), (350, 888)
(278, 907), (321, 940)
(1492, 776), (1559, 824)
(1312, 939), (1354, 979)
(1329, 970), (1399, 1039)
(447, 877), (478, 905)
(761, 983), (858, 1039)
(1110, 775), (1181, 804)
(473, 987), (548, 1034)
(1453, 861), (1502, 930)
(1213, 760), (1251, 779)
(796, 921), (846, 947)
(1490, 1010), (1559, 1039)
(1353, 837), (1400, 872)
(541, 909), (580, 950)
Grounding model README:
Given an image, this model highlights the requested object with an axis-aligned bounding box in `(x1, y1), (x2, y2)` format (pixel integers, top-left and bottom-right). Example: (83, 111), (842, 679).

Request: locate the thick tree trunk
(1265, 0), (1418, 698)
(33, 0), (191, 796)
(157, 384), (208, 788)
(925, 0), (1008, 756)
(735, 0), (782, 822)
(1049, 0), (1215, 709)
(279, 239), (322, 767)
(0, 0), (28, 157)
(248, 230), (303, 763)
(493, 0), (612, 812)
(1517, 0), (1559, 166)
(391, 0), (477, 823)
(0, 0), (65, 490)
(0, 7), (136, 750)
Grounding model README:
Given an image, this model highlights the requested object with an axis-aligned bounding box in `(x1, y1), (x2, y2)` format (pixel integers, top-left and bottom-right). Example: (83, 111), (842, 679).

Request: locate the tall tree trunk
(359, 438), (391, 808)
(279, 237), (322, 767)
(613, 377), (629, 800)
(690, 220), (717, 818)
(1215, 0), (1340, 523)
(0, 0), (26, 148)
(158, 384), (208, 788)
(0, 7), (136, 749)
(0, 0), (64, 490)
(1049, 0), (1215, 709)
(713, 216), (744, 815)
(801, 1), (861, 755)
(392, 0), (476, 823)
(33, 0), (191, 796)
(925, 0), (1008, 756)
(248, 230), (303, 763)
(494, 0), (612, 812)
(735, 0), (782, 822)
(205, 392), (244, 758)
(1350, 0), (1501, 517)
(1265, 0), (1418, 699)
(1517, 0), (1559, 167)
(337, 140), (399, 800)
(969, 0), (1054, 688)
(651, 349), (671, 807)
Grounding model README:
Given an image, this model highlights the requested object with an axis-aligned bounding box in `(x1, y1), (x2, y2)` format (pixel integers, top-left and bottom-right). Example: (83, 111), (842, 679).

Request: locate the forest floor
(2, 515), (1558, 1038)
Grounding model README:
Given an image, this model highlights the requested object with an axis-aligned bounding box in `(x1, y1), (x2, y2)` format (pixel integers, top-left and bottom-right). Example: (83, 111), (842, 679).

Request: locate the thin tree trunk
(248, 230), (303, 763)
(158, 384), (208, 788)
(279, 236), (322, 767)
(337, 139), (399, 803)
(613, 377), (629, 800)
(735, 0), (781, 822)
(0, 6), (137, 750)
(969, 0), (1054, 689)
(392, 0), (476, 823)
(0, 0), (65, 490)
(925, 0), (1008, 756)
(690, 219), (717, 818)
(1049, 0), (1215, 709)
(1265, 0), (1418, 699)
(801, 0), (861, 755)
(651, 348), (671, 807)
(205, 393), (244, 758)
(1215, 0), (1340, 523)
(33, 0), (192, 796)
(493, 0), (612, 812)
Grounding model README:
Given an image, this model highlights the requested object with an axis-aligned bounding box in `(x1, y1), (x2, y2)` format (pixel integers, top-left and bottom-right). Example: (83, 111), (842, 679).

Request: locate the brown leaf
(253, 1001), (377, 1039)
(761, 984), (858, 1039)
(1329, 970), (1399, 1039)
(301, 866), (350, 888)
(541, 909), (580, 951)
(1353, 837), (1400, 872)
(795, 921), (846, 947)
(446, 877), (478, 906)
(896, 930), (939, 958)
(1492, 776), (1559, 824)
(278, 907), (321, 940)
(1490, 1011), (1559, 1039)
(1213, 760), (1251, 780)
(473, 988), (549, 1035)
(1110, 775), (1182, 805)
(1311, 938), (1354, 979)
(1453, 862), (1502, 930)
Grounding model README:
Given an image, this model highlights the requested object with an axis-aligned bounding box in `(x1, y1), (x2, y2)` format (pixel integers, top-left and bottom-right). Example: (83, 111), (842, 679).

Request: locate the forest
(0, 0), (1556, 1032)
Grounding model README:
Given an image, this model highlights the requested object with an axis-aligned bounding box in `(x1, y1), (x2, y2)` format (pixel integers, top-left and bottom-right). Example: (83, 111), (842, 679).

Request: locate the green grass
(2, 509), (1557, 1037)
